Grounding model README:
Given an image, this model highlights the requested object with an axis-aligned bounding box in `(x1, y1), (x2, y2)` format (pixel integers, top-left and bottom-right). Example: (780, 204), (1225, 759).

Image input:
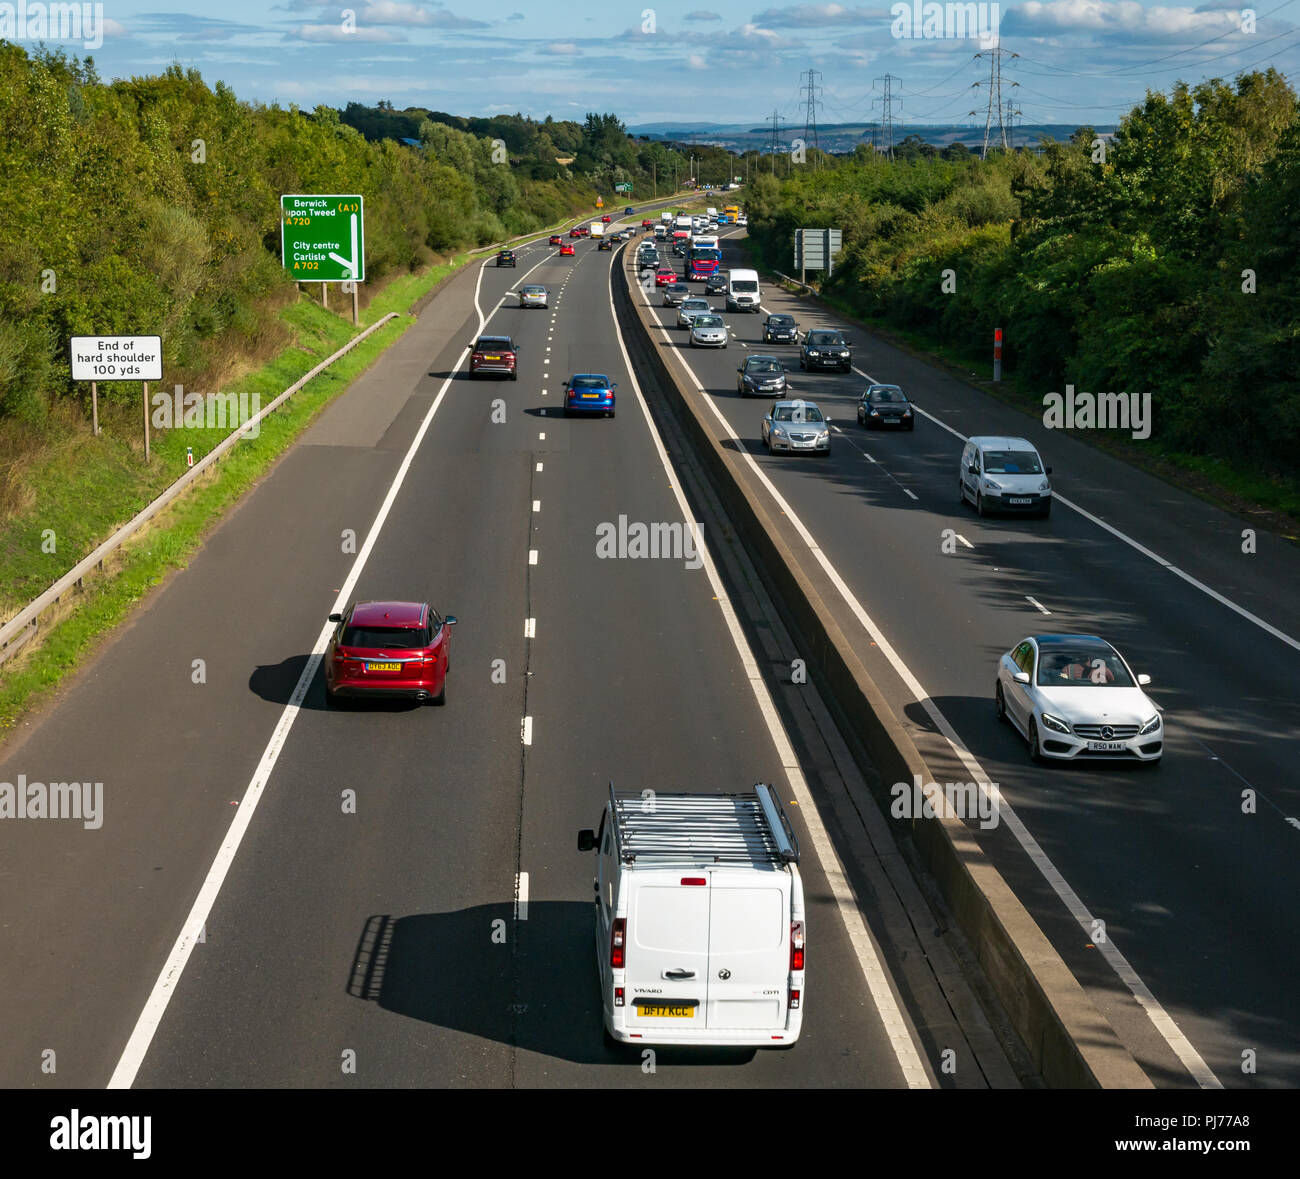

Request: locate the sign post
(280, 195), (366, 321)
(993, 328), (1002, 382)
(69, 335), (163, 460)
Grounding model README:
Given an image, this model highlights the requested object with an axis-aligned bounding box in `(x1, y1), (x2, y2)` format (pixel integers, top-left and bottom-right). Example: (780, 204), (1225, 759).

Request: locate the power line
(975, 48), (1017, 157)
(800, 66), (823, 161)
(872, 74), (900, 160)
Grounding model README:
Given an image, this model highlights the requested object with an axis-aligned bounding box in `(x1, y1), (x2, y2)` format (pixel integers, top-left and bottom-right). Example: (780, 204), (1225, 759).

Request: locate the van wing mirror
(1137, 673), (1151, 686)
(577, 829), (598, 853)
(968, 463), (979, 475)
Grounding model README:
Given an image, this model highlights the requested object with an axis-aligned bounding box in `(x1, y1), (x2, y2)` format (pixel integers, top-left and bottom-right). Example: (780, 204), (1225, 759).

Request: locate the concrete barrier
(614, 255), (1153, 1089)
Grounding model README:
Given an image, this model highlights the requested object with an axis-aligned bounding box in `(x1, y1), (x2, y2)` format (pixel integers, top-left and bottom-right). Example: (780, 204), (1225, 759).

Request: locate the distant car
(599, 237), (613, 251)
(570, 228), (583, 239)
(519, 285), (548, 309)
(661, 282), (691, 306)
(563, 373), (616, 418)
(857, 384), (914, 430)
(625, 206), (635, 214)
(689, 314), (729, 348)
(325, 600), (457, 707)
(676, 298), (712, 329)
(601, 214), (612, 223)
(960, 435), (1052, 518)
(655, 267), (677, 287)
(641, 219), (654, 228)
(762, 399), (830, 455)
(737, 355), (788, 398)
(704, 271), (729, 296)
(637, 251), (660, 271)
(736, 214), (748, 227)
(549, 234), (563, 246)
(996, 635), (1162, 765)
(799, 329), (852, 372)
(559, 243), (575, 256)
(672, 240), (688, 257)
(496, 249), (517, 267)
(762, 313), (799, 344)
(469, 335), (518, 380)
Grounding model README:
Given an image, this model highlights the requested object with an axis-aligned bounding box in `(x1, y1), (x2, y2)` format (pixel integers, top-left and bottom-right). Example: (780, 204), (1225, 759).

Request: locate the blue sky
(11, 1), (1300, 127)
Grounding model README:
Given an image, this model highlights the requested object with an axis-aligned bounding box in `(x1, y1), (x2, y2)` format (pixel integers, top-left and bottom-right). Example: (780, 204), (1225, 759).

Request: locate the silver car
(995, 635), (1162, 764)
(662, 283), (691, 307)
(518, 284), (548, 309)
(762, 399), (830, 455)
(689, 313), (729, 348)
(677, 298), (712, 329)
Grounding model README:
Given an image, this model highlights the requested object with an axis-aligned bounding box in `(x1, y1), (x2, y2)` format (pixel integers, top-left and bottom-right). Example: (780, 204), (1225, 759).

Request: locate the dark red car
(469, 334), (518, 379)
(654, 267), (677, 287)
(325, 600), (457, 706)
(570, 228), (583, 239)
(641, 219), (654, 228)
(601, 214), (611, 223)
(549, 234), (563, 245)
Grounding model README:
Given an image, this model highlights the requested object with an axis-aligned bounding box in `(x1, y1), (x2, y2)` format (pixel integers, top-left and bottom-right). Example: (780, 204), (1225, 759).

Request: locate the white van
(727, 268), (761, 312)
(959, 435), (1053, 518)
(577, 783), (805, 1047)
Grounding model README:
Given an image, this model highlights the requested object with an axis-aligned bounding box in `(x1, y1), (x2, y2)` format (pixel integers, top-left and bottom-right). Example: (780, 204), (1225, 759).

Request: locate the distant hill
(629, 122), (1117, 153)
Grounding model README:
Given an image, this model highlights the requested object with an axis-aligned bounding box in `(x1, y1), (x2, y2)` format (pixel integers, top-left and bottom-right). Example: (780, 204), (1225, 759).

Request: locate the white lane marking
(109, 255), (520, 1090)
(955, 533), (973, 549)
(637, 271), (1220, 1089)
(1026, 596), (1052, 615)
(515, 871), (529, 921)
(902, 488), (918, 501)
(521, 716), (533, 746)
(535, 462), (543, 472)
(615, 264), (932, 1089)
(528, 549), (538, 565)
(524, 618), (536, 638)
(538, 432), (546, 440)
(532, 500), (541, 512)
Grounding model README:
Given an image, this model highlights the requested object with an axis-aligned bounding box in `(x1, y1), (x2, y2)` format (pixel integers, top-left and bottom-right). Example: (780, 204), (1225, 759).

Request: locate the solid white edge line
(515, 871), (529, 921)
(1026, 596), (1052, 616)
(108, 250), (558, 1090)
(612, 258), (932, 1089)
(640, 263), (1221, 1089)
(522, 716), (533, 746)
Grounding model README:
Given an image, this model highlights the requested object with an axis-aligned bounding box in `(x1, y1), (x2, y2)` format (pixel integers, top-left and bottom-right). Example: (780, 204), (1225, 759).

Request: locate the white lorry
(577, 783), (805, 1047)
(590, 221), (605, 238)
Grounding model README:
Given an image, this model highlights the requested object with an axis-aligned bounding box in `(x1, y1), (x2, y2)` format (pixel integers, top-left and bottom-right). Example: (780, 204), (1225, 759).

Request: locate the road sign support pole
(142, 381), (150, 462)
(993, 328), (1003, 382)
(352, 282), (359, 326)
(91, 381), (99, 436)
(321, 282), (328, 309)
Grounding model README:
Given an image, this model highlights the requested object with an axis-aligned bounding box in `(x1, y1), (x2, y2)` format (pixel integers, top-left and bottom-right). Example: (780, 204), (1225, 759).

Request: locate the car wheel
(959, 481), (967, 506)
(799, 357), (806, 370)
(1028, 718), (1045, 763)
(607, 409), (615, 418)
(510, 372), (517, 381)
(325, 683), (342, 709)
(430, 680), (446, 706)
(995, 683), (1007, 722)
(1039, 501), (1052, 519)
(976, 491), (988, 517)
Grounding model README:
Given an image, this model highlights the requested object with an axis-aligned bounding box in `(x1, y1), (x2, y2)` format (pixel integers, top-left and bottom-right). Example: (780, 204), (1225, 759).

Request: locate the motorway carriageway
(0, 212), (1022, 1088)
(626, 227), (1300, 1088)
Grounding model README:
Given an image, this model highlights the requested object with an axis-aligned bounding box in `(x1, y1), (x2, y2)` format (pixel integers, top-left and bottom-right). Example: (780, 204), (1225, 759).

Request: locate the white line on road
(524, 618), (536, 638)
(955, 533), (973, 549)
(1026, 596), (1052, 615)
(521, 716), (533, 746)
(532, 500), (541, 512)
(528, 550), (538, 565)
(515, 872), (529, 920)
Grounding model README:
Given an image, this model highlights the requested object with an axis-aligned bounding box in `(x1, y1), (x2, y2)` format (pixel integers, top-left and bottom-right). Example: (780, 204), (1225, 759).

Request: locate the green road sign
(615, 183), (632, 193)
(280, 194), (365, 282)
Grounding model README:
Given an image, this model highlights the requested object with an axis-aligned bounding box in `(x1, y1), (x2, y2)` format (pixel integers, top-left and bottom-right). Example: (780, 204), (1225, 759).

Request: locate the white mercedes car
(995, 634), (1162, 764)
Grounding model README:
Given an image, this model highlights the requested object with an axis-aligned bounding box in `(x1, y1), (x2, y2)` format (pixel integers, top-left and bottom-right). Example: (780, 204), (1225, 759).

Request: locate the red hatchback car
(559, 243), (575, 256)
(324, 600), (457, 706)
(654, 267), (677, 287)
(569, 228), (582, 238)
(549, 234), (563, 245)
(601, 214), (611, 223)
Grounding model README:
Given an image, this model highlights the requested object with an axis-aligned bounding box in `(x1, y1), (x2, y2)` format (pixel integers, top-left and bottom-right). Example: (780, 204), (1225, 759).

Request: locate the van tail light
(614, 987), (625, 1008)
(610, 918), (626, 969)
(790, 921), (805, 972)
(789, 989), (801, 1010)
(680, 877), (706, 886)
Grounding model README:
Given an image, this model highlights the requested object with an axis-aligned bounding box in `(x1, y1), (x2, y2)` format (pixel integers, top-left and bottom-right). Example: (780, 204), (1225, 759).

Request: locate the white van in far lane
(727, 268), (761, 312)
(577, 784), (805, 1047)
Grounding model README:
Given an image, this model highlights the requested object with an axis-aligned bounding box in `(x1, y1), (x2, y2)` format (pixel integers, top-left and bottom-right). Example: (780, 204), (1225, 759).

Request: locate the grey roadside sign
(794, 228), (843, 282)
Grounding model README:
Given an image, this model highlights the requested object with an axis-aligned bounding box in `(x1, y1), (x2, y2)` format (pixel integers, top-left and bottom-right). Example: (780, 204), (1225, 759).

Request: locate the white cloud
(286, 24), (408, 42)
(539, 41), (582, 55)
(1013, 1), (1243, 38)
(751, 4), (886, 27)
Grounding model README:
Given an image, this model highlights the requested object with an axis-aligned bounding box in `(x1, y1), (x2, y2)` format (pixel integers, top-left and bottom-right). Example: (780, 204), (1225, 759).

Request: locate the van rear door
(624, 875), (711, 1028)
(706, 870), (790, 1029)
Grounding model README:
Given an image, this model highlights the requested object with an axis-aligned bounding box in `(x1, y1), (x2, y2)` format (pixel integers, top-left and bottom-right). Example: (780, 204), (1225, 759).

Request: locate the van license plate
(1088, 741), (1125, 751)
(1008, 497), (1032, 505)
(636, 1003), (695, 1018)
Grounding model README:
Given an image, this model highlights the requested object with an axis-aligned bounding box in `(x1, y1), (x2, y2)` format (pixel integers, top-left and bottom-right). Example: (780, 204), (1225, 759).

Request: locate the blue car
(563, 373), (616, 418)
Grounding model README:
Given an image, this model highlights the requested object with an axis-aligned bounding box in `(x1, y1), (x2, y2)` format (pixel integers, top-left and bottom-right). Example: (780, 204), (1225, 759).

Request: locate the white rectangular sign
(69, 335), (162, 382)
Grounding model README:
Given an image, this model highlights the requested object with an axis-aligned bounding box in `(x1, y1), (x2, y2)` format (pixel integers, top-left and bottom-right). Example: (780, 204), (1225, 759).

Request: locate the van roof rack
(607, 783), (799, 865)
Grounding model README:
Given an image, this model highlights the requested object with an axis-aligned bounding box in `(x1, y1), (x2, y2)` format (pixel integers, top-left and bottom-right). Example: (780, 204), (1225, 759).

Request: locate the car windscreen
(774, 406), (824, 422)
(983, 449), (1043, 474)
(690, 249), (721, 261)
(475, 338), (510, 351)
(747, 360), (782, 373)
(693, 315), (723, 327)
(1036, 648), (1133, 686)
(682, 300), (710, 310)
(870, 388), (905, 402)
(808, 331), (842, 344)
(668, 283), (689, 292)
(341, 625), (427, 649)
(522, 287), (544, 295)
(731, 280), (759, 292)
(571, 376), (609, 389)
(768, 315), (794, 326)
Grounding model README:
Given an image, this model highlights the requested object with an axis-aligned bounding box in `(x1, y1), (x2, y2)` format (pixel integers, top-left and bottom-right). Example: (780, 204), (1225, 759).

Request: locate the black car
(704, 271), (729, 296)
(598, 237), (613, 250)
(857, 384), (914, 430)
(736, 355), (789, 398)
(799, 328), (852, 372)
(496, 250), (517, 268)
(763, 313), (798, 344)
